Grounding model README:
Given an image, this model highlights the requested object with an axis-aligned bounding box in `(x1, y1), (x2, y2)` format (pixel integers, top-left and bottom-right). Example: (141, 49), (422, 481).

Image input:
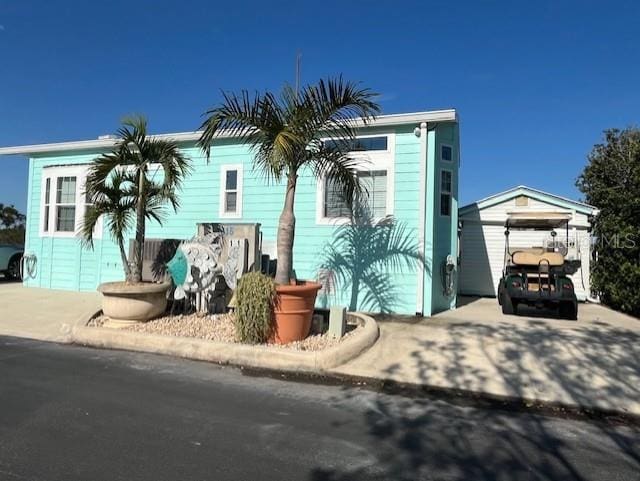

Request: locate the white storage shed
(458, 186), (597, 301)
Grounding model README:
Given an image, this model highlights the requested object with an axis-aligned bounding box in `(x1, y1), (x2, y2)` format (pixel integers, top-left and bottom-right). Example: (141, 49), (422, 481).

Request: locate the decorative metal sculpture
(222, 239), (247, 290)
(165, 227), (249, 314)
(167, 232), (224, 312)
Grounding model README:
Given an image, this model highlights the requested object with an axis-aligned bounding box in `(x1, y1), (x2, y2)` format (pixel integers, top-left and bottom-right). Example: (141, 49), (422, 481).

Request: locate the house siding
(24, 123), (459, 315)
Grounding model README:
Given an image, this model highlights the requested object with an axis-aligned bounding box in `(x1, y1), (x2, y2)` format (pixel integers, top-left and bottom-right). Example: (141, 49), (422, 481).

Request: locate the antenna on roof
(295, 50), (302, 99)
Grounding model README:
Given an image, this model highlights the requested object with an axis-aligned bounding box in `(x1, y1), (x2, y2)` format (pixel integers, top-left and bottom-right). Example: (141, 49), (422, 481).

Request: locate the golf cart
(497, 212), (578, 319)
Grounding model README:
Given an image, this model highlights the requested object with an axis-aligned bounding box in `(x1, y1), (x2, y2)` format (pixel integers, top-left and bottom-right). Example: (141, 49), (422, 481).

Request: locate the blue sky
(1, 0), (638, 213)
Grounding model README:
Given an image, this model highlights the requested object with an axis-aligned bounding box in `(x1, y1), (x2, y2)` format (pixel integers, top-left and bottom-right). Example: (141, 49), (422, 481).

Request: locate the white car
(0, 244), (23, 281)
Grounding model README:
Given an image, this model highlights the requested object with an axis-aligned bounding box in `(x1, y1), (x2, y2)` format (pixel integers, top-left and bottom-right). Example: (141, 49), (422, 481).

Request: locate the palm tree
(198, 77), (380, 285)
(82, 116), (191, 283)
(320, 199), (424, 312)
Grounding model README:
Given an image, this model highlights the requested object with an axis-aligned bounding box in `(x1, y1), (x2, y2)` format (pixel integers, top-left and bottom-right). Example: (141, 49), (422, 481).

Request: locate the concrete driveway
(333, 297), (640, 416)
(0, 279), (100, 342)
(442, 295), (637, 328)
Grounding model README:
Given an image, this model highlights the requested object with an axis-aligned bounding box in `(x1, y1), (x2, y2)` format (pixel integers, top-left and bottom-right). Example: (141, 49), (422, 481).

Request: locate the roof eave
(0, 109), (457, 156)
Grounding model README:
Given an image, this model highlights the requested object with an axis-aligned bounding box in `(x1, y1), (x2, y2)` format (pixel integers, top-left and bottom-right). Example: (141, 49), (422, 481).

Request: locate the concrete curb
(240, 369), (640, 425)
(71, 312), (379, 373)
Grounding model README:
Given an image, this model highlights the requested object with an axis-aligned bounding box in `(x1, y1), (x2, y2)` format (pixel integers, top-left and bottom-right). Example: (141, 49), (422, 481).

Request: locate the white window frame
(43, 177), (51, 234)
(39, 165), (103, 239)
(219, 164), (243, 219)
(439, 168), (453, 218)
(441, 143), (453, 162)
(316, 133), (395, 225)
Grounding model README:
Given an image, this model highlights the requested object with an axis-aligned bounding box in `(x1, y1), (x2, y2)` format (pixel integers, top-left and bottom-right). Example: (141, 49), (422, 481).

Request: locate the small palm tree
(198, 77), (380, 285)
(321, 199), (424, 312)
(82, 116), (191, 283)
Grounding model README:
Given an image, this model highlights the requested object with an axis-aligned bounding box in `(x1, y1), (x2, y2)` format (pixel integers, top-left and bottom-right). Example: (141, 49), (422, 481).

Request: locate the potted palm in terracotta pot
(82, 116), (190, 327)
(198, 77), (380, 343)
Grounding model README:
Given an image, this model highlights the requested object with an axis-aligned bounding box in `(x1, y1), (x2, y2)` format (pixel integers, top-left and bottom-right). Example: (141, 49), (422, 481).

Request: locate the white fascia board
(0, 109), (457, 156)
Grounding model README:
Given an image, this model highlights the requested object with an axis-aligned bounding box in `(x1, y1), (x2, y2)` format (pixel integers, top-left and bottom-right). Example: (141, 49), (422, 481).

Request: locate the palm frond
(299, 76), (380, 145)
(82, 116), (191, 282)
(200, 77), (381, 284)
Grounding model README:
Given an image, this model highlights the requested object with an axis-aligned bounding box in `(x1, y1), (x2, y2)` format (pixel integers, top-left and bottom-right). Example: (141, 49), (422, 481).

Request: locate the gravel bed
(88, 312), (361, 351)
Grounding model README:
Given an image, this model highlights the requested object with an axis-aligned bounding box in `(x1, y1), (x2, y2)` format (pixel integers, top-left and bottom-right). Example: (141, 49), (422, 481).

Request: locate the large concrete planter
(272, 281), (322, 344)
(98, 281), (171, 328)
(73, 312), (379, 372)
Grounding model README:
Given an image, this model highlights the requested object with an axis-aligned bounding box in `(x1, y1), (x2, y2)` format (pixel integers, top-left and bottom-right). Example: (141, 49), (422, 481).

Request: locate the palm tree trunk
(275, 173), (297, 285)
(131, 169), (146, 283)
(349, 274), (360, 312)
(118, 237), (131, 280)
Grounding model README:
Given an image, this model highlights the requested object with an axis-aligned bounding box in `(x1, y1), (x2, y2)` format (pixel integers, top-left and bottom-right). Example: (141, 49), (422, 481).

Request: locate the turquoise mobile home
(0, 109), (460, 315)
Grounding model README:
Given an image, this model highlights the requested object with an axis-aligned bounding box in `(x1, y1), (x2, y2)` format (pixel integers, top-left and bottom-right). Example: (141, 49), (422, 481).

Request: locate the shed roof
(459, 185), (597, 217)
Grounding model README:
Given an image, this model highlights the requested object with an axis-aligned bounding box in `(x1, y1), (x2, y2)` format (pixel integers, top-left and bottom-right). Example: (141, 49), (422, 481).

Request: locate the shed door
(459, 222), (505, 296)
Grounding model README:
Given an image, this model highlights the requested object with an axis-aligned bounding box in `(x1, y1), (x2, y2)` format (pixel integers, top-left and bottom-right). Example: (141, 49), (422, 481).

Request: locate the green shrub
(234, 272), (276, 344)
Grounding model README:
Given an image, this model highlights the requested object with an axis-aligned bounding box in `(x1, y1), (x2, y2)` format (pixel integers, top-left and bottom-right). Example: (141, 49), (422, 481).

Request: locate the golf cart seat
(511, 248), (564, 267)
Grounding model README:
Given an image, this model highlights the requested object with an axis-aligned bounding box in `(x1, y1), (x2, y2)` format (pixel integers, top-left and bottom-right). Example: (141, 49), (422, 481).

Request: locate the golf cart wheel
(5, 255), (22, 281)
(501, 291), (515, 315)
(560, 302), (577, 320)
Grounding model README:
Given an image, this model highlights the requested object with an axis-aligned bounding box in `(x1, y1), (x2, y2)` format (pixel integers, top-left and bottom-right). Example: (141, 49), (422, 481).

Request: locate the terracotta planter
(272, 281), (322, 344)
(98, 281), (171, 328)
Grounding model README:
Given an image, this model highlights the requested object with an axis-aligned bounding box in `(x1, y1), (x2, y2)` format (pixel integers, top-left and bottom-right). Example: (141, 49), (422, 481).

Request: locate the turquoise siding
(24, 123), (459, 315)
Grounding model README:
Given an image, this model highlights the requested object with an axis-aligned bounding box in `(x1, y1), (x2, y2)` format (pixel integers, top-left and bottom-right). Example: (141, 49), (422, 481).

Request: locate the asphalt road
(0, 337), (638, 481)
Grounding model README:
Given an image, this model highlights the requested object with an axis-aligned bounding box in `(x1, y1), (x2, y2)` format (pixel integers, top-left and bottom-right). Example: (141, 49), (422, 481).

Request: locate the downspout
(415, 122), (428, 315)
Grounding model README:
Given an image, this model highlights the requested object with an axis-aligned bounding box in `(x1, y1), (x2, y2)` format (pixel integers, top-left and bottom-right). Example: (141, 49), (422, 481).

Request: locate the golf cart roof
(505, 211), (572, 229)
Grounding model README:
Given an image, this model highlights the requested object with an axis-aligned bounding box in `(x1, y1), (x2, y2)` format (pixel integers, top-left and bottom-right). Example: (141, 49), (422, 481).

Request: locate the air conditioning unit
(128, 238), (181, 282)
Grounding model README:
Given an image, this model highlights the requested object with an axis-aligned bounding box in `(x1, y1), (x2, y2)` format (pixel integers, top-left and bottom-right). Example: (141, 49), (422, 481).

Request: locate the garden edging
(71, 312), (379, 372)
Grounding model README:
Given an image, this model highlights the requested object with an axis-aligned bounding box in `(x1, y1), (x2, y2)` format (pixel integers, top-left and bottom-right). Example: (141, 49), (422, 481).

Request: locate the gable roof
(0, 109), (457, 156)
(459, 185), (597, 217)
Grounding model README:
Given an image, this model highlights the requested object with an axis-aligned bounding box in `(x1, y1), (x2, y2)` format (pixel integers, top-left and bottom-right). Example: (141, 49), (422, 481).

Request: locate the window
(40, 165), (101, 238)
(440, 170), (452, 216)
(515, 195), (529, 207)
(219, 165), (243, 218)
(324, 178), (351, 218)
(224, 170), (237, 213)
(441, 144), (453, 162)
(323, 136), (388, 152)
(84, 184), (95, 226)
(316, 134), (395, 224)
(55, 176), (77, 232)
(43, 178), (51, 232)
(324, 170), (388, 219)
(359, 170), (387, 218)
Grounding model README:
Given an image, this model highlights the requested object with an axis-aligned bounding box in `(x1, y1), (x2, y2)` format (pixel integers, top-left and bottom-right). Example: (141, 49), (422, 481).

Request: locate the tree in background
(577, 128), (640, 316)
(0, 204), (25, 229)
(0, 204), (26, 245)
